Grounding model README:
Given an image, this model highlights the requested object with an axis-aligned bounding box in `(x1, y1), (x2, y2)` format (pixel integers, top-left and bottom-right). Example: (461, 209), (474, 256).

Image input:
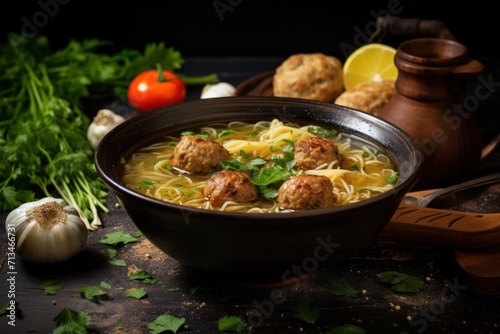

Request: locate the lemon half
(342, 43), (398, 90)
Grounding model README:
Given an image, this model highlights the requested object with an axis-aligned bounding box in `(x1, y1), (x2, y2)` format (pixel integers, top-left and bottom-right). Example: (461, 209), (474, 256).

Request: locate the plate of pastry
(235, 52), (396, 116)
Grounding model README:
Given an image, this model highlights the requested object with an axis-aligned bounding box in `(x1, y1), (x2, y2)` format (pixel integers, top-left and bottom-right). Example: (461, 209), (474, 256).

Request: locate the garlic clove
(87, 109), (126, 149)
(200, 82), (236, 99)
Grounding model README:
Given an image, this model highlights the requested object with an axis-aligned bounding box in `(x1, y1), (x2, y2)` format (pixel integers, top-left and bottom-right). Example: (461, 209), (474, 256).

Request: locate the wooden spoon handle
(454, 246), (500, 296)
(378, 204), (500, 249)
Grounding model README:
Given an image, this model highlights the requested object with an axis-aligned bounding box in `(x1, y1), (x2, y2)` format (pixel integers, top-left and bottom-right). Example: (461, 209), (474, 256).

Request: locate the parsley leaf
(386, 172), (399, 184)
(99, 231), (138, 246)
(40, 279), (63, 295)
(307, 126), (338, 138)
(107, 248), (118, 258)
(108, 259), (127, 266)
(219, 130), (233, 138)
(292, 303), (321, 324)
(148, 314), (186, 334)
(137, 179), (157, 189)
(77, 286), (108, 301)
(126, 287), (148, 300)
(53, 307), (91, 334)
(327, 324), (367, 334)
(329, 281), (359, 297)
(100, 281), (111, 289)
(217, 315), (247, 332)
(221, 150), (266, 173)
(0, 302), (19, 316)
(376, 271), (425, 293)
(129, 269), (153, 281)
(251, 164), (292, 186)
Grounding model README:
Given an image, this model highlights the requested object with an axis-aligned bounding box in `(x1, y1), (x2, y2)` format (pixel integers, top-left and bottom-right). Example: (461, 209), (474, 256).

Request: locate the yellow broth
(119, 119), (398, 212)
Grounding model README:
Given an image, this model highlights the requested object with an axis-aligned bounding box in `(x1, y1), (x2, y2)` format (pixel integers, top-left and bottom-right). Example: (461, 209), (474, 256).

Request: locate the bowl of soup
(95, 96), (423, 283)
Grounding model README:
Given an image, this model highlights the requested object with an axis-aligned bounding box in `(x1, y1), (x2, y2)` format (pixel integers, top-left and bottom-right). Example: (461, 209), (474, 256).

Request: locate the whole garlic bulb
(87, 109), (126, 149)
(5, 197), (89, 264)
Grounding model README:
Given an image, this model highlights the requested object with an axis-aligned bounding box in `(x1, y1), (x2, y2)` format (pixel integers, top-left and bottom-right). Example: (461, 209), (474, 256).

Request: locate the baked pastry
(334, 80), (396, 115)
(273, 53), (344, 102)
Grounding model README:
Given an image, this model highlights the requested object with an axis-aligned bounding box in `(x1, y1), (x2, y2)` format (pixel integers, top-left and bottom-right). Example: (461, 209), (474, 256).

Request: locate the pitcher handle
(370, 16), (456, 43)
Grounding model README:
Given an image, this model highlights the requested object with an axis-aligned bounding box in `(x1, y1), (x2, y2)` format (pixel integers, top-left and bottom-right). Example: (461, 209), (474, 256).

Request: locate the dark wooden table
(1, 57), (499, 334)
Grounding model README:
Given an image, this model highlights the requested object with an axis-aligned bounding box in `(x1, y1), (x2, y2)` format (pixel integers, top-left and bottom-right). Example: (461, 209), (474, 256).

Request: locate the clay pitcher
(378, 38), (485, 190)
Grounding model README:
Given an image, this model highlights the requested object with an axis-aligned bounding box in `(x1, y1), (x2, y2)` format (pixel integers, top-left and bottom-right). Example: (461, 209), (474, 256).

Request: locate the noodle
(120, 119), (398, 212)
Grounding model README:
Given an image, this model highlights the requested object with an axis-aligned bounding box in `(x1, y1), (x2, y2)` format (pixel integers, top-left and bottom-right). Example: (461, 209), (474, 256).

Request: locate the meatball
(171, 135), (231, 174)
(294, 137), (344, 170)
(203, 170), (259, 207)
(278, 175), (335, 211)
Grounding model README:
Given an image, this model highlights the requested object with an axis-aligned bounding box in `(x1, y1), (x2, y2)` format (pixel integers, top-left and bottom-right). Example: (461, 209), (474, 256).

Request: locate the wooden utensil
(401, 172), (500, 207)
(379, 189), (500, 296)
(379, 203), (500, 249)
(453, 246), (500, 296)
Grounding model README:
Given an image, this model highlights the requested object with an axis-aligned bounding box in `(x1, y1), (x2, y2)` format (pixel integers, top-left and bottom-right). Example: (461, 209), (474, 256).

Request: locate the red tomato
(127, 69), (186, 112)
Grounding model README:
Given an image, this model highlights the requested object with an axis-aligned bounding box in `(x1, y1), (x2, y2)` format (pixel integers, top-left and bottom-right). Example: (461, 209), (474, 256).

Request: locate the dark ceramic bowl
(95, 96), (423, 283)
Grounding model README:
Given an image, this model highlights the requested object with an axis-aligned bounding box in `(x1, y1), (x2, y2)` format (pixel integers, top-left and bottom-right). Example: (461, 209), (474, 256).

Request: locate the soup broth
(120, 119), (398, 212)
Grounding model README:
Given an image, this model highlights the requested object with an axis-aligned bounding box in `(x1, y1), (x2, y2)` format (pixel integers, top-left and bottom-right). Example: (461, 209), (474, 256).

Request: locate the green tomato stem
(156, 62), (219, 86)
(156, 63), (166, 82)
(177, 73), (220, 86)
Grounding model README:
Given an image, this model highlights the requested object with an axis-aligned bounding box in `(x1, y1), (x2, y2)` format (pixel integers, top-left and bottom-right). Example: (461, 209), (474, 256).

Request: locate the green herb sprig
(376, 271), (425, 293)
(221, 140), (297, 199)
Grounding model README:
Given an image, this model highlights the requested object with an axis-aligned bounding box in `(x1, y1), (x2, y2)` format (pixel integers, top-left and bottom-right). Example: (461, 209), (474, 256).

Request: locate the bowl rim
(95, 96), (423, 220)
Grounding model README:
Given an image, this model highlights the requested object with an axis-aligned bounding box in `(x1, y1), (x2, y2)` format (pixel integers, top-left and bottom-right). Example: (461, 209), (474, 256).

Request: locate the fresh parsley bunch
(0, 36), (202, 227)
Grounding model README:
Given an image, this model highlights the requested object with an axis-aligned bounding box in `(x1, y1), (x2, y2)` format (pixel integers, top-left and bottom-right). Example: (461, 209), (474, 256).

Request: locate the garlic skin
(87, 109), (126, 149)
(5, 197), (88, 264)
(200, 82), (236, 99)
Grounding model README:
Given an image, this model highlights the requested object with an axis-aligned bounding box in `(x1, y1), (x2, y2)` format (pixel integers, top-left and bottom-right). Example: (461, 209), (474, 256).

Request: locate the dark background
(2, 4), (500, 333)
(1, 0), (498, 60)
